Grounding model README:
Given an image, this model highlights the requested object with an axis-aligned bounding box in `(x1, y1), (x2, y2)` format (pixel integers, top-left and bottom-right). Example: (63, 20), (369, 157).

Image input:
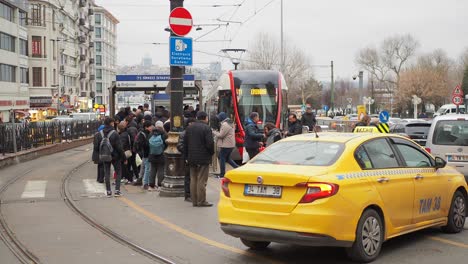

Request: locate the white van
(426, 114), (468, 183)
(433, 104), (465, 117)
(69, 112), (97, 121)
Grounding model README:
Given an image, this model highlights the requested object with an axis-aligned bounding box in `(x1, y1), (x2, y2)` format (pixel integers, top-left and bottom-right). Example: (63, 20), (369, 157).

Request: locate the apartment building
(27, 0), (94, 119)
(92, 4), (118, 109)
(0, 0), (29, 122)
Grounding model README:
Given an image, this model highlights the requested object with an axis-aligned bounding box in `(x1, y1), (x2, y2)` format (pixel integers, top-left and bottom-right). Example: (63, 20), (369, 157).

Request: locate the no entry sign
(169, 7), (193, 36)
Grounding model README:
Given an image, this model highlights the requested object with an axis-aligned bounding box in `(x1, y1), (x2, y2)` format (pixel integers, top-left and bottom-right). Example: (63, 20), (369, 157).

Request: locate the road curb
(0, 137), (93, 170)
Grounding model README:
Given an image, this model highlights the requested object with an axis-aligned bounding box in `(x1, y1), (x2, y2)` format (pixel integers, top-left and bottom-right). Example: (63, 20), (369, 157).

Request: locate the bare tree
(243, 32), (311, 92)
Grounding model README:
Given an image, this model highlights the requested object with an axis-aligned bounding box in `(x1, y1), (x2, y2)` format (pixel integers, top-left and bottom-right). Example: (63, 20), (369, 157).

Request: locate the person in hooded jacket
(148, 121), (167, 191)
(264, 122), (283, 147)
(244, 112), (265, 159)
(118, 122), (132, 184)
(212, 112), (239, 178)
(93, 117), (125, 197)
(125, 115), (139, 182)
(135, 120), (153, 190)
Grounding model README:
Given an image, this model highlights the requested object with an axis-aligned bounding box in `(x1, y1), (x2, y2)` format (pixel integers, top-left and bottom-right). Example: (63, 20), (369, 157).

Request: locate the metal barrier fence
(0, 120), (101, 155)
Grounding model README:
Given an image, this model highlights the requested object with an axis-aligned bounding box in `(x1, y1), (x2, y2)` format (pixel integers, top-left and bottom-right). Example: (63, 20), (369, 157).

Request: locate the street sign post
(169, 36), (193, 66)
(169, 7), (193, 36)
(379, 111), (389, 123)
(452, 85), (464, 113)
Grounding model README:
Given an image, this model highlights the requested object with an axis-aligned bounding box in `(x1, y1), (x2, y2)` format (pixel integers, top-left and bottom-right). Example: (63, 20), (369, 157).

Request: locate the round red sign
(452, 95), (463, 106)
(169, 7), (193, 36)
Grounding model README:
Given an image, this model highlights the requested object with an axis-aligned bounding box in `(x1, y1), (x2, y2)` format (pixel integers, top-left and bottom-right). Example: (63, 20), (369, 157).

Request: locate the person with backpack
(147, 121), (167, 191)
(264, 122), (283, 147)
(177, 118), (195, 202)
(93, 117), (125, 197)
(184, 111), (215, 207)
(135, 120), (153, 190)
(212, 112), (238, 179)
(92, 124), (105, 183)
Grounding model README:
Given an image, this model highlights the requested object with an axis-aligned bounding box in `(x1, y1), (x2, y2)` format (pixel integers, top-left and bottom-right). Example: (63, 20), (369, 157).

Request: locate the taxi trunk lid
(226, 164), (329, 213)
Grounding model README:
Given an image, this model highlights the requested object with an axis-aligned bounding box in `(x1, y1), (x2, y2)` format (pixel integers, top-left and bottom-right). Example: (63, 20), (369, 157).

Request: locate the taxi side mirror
(434, 157), (446, 169)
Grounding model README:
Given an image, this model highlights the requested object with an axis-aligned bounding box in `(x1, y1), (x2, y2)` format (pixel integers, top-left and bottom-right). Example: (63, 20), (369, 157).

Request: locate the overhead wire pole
(280, 0), (284, 73)
(330, 60), (334, 113)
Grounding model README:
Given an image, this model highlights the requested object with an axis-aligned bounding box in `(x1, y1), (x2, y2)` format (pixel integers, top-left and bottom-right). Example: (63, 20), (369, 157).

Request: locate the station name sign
(116, 74), (195, 88)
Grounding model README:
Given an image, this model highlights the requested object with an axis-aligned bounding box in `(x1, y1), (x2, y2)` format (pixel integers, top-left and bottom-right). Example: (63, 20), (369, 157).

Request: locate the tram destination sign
(116, 74), (195, 88)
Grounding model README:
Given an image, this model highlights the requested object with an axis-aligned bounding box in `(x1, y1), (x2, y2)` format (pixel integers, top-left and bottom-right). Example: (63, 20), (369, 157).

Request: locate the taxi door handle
(377, 177), (389, 183)
(414, 174), (424, 180)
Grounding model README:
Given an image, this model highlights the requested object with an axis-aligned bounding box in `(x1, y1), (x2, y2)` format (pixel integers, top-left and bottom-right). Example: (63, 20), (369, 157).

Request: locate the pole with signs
(160, 0), (189, 198)
(452, 85), (463, 114)
(412, 95), (422, 119)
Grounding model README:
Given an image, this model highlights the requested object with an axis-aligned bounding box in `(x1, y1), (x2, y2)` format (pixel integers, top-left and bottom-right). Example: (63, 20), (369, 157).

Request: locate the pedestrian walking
(264, 122), (283, 147)
(184, 111), (215, 207)
(148, 121), (167, 191)
(301, 106), (317, 131)
(93, 117), (125, 197)
(177, 118), (195, 202)
(212, 112), (238, 178)
(244, 112), (265, 159)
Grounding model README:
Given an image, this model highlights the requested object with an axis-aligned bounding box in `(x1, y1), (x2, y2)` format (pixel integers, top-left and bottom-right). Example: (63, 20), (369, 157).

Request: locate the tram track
(61, 160), (177, 264)
(0, 169), (42, 264)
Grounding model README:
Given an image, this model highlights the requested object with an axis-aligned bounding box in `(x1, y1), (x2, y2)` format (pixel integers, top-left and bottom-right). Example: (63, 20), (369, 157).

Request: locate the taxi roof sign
(353, 126), (380, 133)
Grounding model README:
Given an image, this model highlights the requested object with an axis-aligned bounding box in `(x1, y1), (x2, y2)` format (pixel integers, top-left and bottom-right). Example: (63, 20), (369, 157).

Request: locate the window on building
(95, 96), (102, 104)
(0, 64), (16, 82)
(31, 4), (44, 26)
(96, 55), (102, 66)
(0, 2), (14, 22)
(20, 67), (28, 83)
(95, 41), (102, 52)
(95, 14), (101, 25)
(20, 39), (28, 56)
(52, 9), (55, 30)
(95, 27), (102, 38)
(44, 67), (47, 87)
(32, 36), (42, 57)
(0, 32), (15, 52)
(96, 69), (102, 80)
(96, 82), (102, 93)
(51, 39), (56, 60)
(32, 67), (42, 86)
(19, 11), (27, 26)
(53, 69), (56, 85)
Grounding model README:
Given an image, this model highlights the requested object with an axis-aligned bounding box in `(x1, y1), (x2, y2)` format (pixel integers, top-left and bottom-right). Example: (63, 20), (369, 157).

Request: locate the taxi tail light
(425, 147), (431, 153)
(296, 182), (339, 203)
(221, 177), (231, 198)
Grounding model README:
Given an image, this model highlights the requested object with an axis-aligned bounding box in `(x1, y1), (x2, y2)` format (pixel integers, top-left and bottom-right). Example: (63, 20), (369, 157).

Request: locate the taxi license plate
(447, 155), (468, 162)
(244, 184), (282, 198)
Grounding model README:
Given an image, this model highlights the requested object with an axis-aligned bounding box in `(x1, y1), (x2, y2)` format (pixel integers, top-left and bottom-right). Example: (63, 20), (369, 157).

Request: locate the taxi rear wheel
(240, 238), (271, 250)
(346, 209), (384, 263)
(442, 191), (466, 233)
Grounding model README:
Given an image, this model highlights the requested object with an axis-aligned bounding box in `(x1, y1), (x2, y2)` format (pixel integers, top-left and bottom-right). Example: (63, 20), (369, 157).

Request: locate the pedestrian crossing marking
(83, 179), (106, 195)
(21, 180), (47, 198)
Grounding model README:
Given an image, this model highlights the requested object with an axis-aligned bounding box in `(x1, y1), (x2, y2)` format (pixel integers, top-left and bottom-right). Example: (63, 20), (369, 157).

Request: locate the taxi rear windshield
(251, 141), (344, 166)
(433, 120), (468, 146)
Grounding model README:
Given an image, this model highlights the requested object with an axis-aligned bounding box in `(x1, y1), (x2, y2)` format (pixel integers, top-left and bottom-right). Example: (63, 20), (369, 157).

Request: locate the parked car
(390, 121), (431, 146)
(69, 112), (97, 121)
(433, 104), (466, 117)
(426, 114), (468, 183)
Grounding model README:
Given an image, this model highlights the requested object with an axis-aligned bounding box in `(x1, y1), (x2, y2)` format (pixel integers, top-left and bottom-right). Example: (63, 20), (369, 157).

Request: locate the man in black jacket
(301, 107), (317, 131)
(244, 112), (265, 159)
(177, 118), (195, 202)
(93, 117), (125, 197)
(285, 113), (302, 137)
(184, 111), (215, 207)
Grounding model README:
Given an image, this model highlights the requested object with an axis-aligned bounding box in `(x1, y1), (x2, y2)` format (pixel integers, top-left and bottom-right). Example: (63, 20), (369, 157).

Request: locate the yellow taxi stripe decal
(427, 236), (468, 249)
(118, 197), (284, 264)
(336, 168), (436, 180)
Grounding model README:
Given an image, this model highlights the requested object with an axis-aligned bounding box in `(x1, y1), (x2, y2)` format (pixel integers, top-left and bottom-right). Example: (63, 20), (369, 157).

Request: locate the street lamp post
(363, 96), (374, 114)
(411, 95), (422, 119)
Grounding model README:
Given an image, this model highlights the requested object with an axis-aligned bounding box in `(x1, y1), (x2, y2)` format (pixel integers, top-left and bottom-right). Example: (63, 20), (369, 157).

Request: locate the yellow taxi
(218, 133), (467, 263)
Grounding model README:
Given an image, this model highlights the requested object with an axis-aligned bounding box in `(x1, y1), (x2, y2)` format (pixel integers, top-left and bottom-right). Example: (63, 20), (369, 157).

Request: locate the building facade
(27, 0), (95, 120)
(92, 4), (118, 111)
(0, 0), (29, 122)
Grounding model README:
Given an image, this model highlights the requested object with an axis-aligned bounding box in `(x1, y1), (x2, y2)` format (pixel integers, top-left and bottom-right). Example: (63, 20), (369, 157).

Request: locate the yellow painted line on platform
(427, 236), (468, 249)
(119, 196), (283, 264)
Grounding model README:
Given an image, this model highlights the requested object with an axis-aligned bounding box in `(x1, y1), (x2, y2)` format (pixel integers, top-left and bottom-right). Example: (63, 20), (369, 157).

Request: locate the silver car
(426, 114), (468, 183)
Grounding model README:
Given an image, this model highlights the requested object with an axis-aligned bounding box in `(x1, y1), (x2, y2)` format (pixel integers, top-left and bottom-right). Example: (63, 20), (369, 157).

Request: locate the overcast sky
(94, 0), (468, 82)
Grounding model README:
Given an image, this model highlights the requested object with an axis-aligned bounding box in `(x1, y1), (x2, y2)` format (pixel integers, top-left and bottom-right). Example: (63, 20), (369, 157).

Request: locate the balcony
(89, 42), (94, 48)
(80, 72), (86, 79)
(90, 74), (95, 80)
(78, 36), (86, 43)
(79, 0), (86, 8)
(79, 55), (86, 61)
(89, 58), (95, 64)
(79, 18), (86, 26)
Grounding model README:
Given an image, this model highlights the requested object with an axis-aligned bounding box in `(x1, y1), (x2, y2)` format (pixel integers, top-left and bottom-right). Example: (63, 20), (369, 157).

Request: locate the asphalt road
(0, 145), (467, 264)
